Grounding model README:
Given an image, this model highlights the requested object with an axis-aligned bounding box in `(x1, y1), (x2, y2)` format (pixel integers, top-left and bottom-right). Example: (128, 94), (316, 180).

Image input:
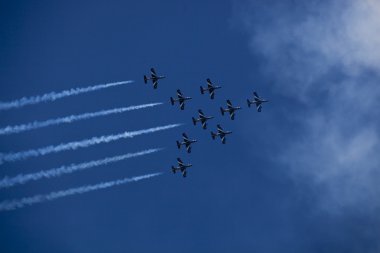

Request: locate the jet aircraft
(172, 158), (192, 177)
(211, 124), (232, 144)
(143, 68), (165, 89)
(176, 133), (197, 153)
(200, 78), (221, 99)
(247, 91), (268, 112)
(220, 100), (242, 120)
(170, 89), (192, 110)
(192, 109), (214, 129)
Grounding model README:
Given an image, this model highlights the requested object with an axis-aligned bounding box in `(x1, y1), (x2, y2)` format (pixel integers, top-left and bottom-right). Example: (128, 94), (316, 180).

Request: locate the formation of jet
(211, 124), (232, 144)
(247, 91), (268, 112)
(143, 68), (269, 177)
(192, 109), (214, 129)
(170, 89), (192, 110)
(220, 100), (241, 120)
(143, 68), (165, 89)
(200, 78), (222, 99)
(172, 158), (192, 177)
(176, 133), (197, 153)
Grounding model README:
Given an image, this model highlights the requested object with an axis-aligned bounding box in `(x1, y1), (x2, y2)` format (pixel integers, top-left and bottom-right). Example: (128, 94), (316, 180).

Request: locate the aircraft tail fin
(200, 86), (204, 94)
(176, 141), (181, 149)
(143, 75), (148, 84)
(192, 117), (197, 126)
(247, 99), (251, 107)
(170, 97), (175, 105)
(220, 107), (224, 116)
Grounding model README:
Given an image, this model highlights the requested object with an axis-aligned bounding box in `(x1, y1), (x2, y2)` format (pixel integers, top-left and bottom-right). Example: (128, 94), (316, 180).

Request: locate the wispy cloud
(236, 0), (380, 213)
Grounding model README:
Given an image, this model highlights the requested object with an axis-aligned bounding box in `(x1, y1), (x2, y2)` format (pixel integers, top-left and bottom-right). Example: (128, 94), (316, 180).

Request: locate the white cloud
(237, 0), (380, 214)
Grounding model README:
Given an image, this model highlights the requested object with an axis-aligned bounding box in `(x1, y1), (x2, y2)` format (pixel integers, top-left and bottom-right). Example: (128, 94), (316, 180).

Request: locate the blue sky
(0, 0), (379, 252)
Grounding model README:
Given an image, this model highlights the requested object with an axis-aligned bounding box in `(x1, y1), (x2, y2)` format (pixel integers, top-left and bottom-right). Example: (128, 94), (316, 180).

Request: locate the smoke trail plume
(0, 80), (133, 111)
(0, 172), (163, 211)
(0, 148), (162, 189)
(0, 124), (181, 164)
(0, 102), (162, 135)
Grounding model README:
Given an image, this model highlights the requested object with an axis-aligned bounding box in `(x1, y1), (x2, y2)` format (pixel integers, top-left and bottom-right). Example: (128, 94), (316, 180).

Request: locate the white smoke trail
(0, 102), (162, 136)
(0, 123), (181, 164)
(0, 172), (163, 211)
(0, 148), (162, 189)
(0, 80), (133, 111)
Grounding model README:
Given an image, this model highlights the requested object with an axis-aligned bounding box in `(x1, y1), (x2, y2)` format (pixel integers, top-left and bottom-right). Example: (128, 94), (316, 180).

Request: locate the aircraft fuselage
(174, 97), (192, 102)
(226, 106), (241, 112)
(205, 86), (221, 91)
(218, 131), (232, 136)
(200, 115), (214, 121)
(183, 139), (197, 145)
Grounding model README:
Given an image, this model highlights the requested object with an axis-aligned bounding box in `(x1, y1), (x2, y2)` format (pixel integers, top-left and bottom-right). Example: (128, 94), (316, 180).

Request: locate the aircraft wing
(253, 91), (259, 99)
(180, 101), (185, 110)
(186, 145), (191, 153)
(221, 136), (226, 144)
(182, 133), (189, 140)
(217, 124), (223, 132)
(230, 111), (235, 120)
(201, 121), (207, 129)
(177, 89), (183, 98)
(151, 68), (157, 77)
(207, 78), (213, 87)
(153, 80), (158, 89)
(227, 100), (233, 108)
(257, 104), (262, 112)
(210, 90), (215, 99)
(177, 158), (184, 165)
(198, 109), (204, 116)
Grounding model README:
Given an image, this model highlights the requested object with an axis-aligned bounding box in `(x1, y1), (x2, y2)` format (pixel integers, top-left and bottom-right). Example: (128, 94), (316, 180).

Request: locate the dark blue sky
(1, 0), (379, 252)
